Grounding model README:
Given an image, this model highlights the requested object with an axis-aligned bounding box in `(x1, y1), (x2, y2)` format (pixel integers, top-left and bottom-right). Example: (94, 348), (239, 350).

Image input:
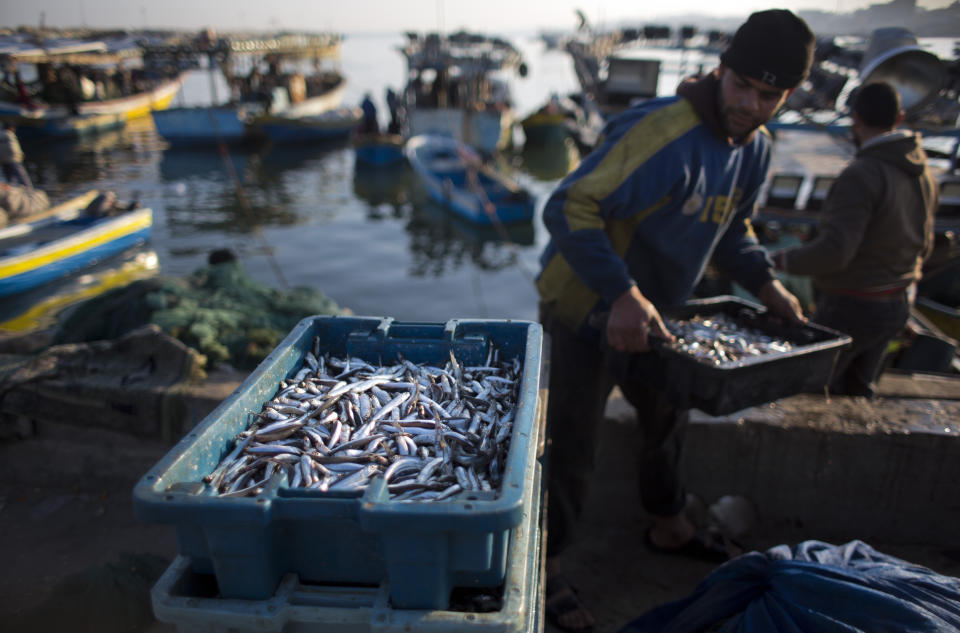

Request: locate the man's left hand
(758, 279), (806, 323)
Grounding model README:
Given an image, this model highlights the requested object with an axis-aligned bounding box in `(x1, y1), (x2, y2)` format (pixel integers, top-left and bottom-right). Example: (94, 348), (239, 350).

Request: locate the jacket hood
(676, 70), (758, 146)
(858, 131), (928, 177)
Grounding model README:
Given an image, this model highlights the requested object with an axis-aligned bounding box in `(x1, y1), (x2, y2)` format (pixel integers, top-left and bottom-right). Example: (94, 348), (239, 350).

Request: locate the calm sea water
(16, 32), (582, 325)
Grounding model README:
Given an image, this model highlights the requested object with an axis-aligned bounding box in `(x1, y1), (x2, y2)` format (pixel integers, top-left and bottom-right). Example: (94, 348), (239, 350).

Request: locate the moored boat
(256, 107), (362, 143)
(0, 192), (153, 298)
(353, 133), (406, 167)
(151, 33), (345, 145)
(399, 31), (526, 154)
(1, 69), (183, 138)
(42, 111), (128, 139)
(404, 134), (534, 226)
(151, 105), (254, 145)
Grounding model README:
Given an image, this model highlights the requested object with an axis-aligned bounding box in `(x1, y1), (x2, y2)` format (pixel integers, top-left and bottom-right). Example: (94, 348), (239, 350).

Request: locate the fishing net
(0, 185), (50, 226)
(54, 258), (344, 370)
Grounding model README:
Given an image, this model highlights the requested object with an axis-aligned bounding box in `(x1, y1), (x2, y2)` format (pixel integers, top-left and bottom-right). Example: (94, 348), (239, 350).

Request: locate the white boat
(399, 31), (526, 153)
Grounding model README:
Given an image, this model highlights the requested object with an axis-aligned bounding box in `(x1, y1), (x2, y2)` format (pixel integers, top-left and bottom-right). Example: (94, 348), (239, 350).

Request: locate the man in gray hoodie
(774, 81), (939, 396)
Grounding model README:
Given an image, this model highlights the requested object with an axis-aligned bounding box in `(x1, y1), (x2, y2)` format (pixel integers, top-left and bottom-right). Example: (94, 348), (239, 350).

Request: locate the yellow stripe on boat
(0, 252), (158, 332)
(0, 208), (153, 278)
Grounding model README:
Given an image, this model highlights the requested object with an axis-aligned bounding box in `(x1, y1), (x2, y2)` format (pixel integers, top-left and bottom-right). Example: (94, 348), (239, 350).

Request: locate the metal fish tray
(636, 296), (851, 415)
(132, 316), (544, 610)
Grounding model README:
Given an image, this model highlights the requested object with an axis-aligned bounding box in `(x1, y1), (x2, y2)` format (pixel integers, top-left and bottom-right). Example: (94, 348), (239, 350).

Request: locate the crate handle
(345, 320), (490, 365)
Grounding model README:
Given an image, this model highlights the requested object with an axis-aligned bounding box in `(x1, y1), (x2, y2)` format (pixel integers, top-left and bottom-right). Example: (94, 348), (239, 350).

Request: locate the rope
(200, 67), (289, 289)
(463, 155), (538, 283)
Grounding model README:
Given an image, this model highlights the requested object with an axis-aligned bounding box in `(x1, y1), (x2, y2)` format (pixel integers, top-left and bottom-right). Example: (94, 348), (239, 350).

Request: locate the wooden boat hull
(353, 134), (406, 167)
(0, 204), (153, 298)
(405, 134), (534, 226)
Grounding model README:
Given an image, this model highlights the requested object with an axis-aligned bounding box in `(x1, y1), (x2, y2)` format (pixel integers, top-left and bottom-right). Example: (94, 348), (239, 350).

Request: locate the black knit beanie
(720, 9), (815, 90)
(852, 81), (901, 128)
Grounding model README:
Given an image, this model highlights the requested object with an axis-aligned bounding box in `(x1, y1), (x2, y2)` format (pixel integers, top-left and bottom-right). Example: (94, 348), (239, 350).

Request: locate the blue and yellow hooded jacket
(537, 71), (776, 335)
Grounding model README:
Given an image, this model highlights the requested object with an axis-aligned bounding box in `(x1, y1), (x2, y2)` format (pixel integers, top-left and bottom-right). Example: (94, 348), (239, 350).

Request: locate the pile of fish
(205, 338), (521, 502)
(663, 313), (793, 366)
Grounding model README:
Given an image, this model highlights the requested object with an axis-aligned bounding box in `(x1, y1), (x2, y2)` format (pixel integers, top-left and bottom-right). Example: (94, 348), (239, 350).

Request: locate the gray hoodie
(781, 130), (938, 292)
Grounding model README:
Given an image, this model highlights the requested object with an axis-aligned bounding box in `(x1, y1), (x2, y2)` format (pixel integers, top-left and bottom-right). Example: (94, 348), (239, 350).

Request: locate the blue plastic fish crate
(618, 296), (851, 415)
(150, 463), (544, 633)
(133, 316), (544, 610)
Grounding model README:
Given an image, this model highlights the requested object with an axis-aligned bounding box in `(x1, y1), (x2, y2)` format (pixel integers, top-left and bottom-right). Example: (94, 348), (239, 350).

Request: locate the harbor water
(7, 32), (956, 329)
(9, 32), (582, 326)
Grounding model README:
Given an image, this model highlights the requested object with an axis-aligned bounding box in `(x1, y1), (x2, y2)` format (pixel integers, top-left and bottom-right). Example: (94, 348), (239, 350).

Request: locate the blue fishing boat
(150, 33), (345, 146)
(353, 133), (406, 167)
(0, 192), (153, 298)
(151, 106), (253, 145)
(256, 107), (362, 143)
(404, 134), (535, 226)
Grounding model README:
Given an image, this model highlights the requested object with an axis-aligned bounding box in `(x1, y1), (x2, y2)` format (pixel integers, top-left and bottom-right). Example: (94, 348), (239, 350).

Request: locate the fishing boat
(353, 133), (406, 167)
(0, 249), (158, 332)
(43, 111), (128, 139)
(563, 14), (720, 120)
(520, 93), (604, 153)
(4, 76), (183, 139)
(0, 191), (153, 298)
(151, 105), (257, 145)
(399, 31), (527, 154)
(0, 32), (184, 138)
(151, 33), (345, 145)
(404, 134), (535, 226)
(256, 107), (361, 143)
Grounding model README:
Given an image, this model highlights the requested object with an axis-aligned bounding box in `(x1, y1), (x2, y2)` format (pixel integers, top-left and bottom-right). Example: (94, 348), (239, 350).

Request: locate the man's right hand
(606, 286), (674, 353)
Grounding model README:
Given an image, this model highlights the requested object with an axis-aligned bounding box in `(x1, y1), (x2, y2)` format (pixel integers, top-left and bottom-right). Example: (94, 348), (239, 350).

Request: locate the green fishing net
(54, 259), (343, 369)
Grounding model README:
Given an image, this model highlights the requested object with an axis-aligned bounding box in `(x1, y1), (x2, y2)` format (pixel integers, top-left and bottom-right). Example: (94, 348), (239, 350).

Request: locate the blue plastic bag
(618, 540), (960, 633)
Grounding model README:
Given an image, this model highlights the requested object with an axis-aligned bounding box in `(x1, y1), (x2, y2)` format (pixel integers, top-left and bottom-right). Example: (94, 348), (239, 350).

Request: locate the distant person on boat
(385, 87), (402, 135)
(360, 93), (379, 135)
(536, 10), (815, 633)
(772, 81), (938, 397)
(0, 122), (33, 190)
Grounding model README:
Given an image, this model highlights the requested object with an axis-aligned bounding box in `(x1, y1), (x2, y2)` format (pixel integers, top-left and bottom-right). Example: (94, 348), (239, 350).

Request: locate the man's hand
(606, 286), (674, 353)
(758, 279), (806, 323)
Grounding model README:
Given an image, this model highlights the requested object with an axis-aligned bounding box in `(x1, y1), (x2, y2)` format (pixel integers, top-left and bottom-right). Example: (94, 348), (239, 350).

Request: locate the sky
(2, 0), (957, 34)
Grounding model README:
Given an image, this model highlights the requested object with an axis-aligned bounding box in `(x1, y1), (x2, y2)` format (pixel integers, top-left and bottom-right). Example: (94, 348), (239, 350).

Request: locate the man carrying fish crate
(536, 10), (815, 633)
(772, 81), (939, 397)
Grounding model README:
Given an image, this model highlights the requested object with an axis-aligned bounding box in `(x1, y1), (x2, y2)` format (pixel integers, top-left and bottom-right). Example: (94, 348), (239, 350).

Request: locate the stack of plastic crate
(134, 316), (546, 632)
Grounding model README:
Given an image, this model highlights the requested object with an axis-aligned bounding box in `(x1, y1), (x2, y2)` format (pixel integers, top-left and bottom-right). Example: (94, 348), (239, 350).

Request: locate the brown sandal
(545, 574), (595, 633)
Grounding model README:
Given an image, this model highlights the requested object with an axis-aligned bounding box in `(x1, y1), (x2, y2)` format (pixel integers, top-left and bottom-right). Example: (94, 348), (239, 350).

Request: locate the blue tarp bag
(618, 540), (960, 633)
